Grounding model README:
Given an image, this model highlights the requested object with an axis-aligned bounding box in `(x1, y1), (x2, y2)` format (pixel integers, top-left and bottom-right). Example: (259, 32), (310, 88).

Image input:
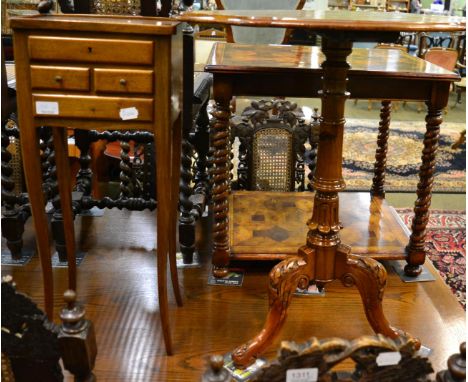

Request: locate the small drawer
(94, 68), (154, 94)
(33, 94), (153, 121)
(29, 36), (154, 65)
(31, 66), (90, 91)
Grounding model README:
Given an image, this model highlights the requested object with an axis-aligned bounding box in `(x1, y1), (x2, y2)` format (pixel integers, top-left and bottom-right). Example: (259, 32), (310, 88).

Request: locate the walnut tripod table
(178, 10), (466, 367)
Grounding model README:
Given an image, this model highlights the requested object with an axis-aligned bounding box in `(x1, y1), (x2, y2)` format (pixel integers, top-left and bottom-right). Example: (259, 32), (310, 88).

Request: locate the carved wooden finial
(434, 342), (465, 382)
(449, 342), (466, 376)
(37, 0), (54, 14)
(58, 290), (97, 381)
(201, 355), (231, 382)
(60, 289), (86, 333)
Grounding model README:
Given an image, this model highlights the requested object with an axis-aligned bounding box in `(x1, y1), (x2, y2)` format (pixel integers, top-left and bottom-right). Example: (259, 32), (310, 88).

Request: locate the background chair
(416, 47), (459, 112)
(214, 0), (305, 45)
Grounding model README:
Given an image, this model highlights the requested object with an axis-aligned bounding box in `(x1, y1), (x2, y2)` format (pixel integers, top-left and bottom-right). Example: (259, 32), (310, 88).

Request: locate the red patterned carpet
(396, 209), (466, 309)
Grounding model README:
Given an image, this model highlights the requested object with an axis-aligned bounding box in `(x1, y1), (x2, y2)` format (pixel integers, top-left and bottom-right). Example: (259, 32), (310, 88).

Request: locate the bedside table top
(10, 14), (180, 35)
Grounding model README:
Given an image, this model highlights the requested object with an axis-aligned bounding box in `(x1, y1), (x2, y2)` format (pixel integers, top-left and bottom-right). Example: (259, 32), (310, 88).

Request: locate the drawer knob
(119, 79), (127, 86)
(54, 75), (63, 83)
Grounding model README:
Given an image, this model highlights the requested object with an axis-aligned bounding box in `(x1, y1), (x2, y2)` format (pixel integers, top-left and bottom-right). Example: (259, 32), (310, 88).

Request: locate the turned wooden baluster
(74, 129), (93, 197)
(405, 90), (447, 277)
(58, 290), (97, 382)
(1, 122), (26, 259)
(119, 141), (133, 199)
(210, 80), (232, 278)
(232, 37), (407, 368)
(370, 100), (391, 199)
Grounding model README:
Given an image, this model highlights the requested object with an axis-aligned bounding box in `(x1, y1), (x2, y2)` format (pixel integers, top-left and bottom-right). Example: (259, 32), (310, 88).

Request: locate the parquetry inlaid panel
(229, 191), (409, 259)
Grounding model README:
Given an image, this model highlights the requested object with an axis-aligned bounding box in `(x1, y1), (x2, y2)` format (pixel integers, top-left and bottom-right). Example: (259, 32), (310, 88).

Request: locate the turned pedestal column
(230, 36), (412, 368)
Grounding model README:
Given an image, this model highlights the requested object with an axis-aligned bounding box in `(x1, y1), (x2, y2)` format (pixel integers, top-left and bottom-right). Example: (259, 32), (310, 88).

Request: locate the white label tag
(119, 107), (139, 120)
(286, 368), (318, 382)
(36, 101), (59, 115)
(376, 351), (402, 367)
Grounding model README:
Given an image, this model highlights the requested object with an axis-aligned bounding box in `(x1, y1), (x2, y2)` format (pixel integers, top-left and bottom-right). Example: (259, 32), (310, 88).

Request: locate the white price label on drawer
(119, 107), (139, 120)
(376, 351), (402, 367)
(36, 101), (59, 115)
(286, 368), (318, 382)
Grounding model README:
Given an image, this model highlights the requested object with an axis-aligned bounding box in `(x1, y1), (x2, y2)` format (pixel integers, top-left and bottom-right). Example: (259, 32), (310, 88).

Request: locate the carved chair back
(231, 99), (317, 192)
(417, 32), (457, 58)
(58, 0), (168, 16)
(214, 0), (305, 44)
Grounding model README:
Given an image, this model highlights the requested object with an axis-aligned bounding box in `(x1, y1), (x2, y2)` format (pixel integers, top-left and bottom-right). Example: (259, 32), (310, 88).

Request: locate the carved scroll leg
(370, 100), (391, 199)
(405, 99), (443, 277)
(232, 246), (315, 368)
(169, 115), (183, 307)
(210, 81), (232, 278)
(336, 247), (419, 347)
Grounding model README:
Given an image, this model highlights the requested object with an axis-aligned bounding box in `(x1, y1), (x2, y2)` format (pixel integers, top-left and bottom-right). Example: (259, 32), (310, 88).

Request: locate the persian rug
(342, 119), (466, 193)
(396, 209), (466, 309)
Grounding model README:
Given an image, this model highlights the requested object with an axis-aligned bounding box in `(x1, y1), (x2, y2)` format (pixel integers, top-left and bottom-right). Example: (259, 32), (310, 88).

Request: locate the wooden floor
(1, 205), (465, 381)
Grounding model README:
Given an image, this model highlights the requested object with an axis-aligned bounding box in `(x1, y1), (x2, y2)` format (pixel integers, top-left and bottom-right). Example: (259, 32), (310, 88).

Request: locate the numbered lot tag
(119, 107), (139, 120)
(376, 351), (402, 367)
(286, 368), (318, 382)
(36, 101), (59, 115)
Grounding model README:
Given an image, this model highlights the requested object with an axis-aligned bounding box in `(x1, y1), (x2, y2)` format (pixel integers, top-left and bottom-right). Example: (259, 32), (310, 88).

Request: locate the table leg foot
(232, 246), (315, 368)
(212, 265), (229, 278)
(404, 263), (423, 277)
(337, 249), (419, 348)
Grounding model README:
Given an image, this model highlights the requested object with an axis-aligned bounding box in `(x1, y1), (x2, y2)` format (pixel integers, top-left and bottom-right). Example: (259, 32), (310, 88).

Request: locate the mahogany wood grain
(1, 207), (465, 380)
(178, 10), (465, 33)
(205, 41), (458, 279)
(206, 44), (458, 82)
